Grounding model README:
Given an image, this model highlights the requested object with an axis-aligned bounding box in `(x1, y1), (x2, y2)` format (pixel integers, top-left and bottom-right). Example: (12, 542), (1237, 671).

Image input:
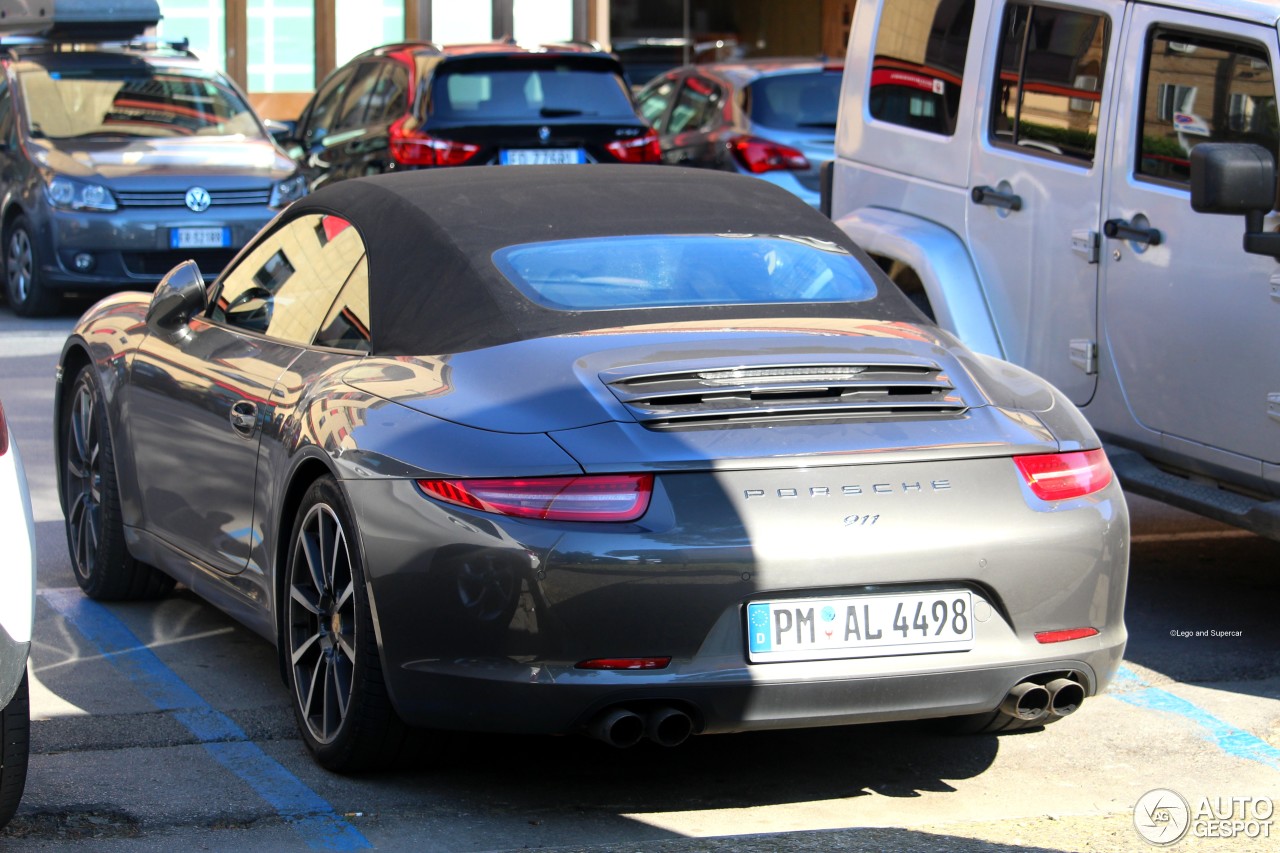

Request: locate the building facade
(155, 0), (855, 117)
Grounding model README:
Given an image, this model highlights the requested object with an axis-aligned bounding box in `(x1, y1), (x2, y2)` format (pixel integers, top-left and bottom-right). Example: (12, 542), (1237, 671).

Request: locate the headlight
(269, 174), (308, 209)
(45, 175), (118, 212)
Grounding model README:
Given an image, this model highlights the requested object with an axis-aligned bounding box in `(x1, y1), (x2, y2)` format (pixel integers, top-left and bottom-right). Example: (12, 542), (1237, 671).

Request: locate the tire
(285, 477), (425, 772)
(5, 216), (60, 317)
(0, 669), (30, 829)
(63, 368), (175, 601)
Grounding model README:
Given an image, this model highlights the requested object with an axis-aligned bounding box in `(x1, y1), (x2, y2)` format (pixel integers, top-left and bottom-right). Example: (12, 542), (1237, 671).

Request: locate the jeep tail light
(729, 135), (810, 173)
(1014, 449), (1113, 501)
(418, 474), (654, 522)
(389, 117), (479, 167)
(605, 130), (662, 163)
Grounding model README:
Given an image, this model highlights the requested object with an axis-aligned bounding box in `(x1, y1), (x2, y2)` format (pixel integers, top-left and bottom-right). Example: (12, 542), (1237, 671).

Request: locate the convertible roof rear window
(493, 234), (879, 311)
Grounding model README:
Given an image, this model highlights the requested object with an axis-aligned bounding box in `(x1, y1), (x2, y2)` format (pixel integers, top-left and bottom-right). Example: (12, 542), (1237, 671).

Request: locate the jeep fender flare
(834, 207), (1005, 359)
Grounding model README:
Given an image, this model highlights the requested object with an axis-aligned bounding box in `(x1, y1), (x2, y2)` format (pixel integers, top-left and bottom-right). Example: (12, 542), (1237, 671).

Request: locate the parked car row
(0, 34), (843, 317)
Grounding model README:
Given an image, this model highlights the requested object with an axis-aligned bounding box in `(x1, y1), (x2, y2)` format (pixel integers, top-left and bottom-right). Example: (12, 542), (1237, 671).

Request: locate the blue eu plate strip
(41, 588), (371, 850)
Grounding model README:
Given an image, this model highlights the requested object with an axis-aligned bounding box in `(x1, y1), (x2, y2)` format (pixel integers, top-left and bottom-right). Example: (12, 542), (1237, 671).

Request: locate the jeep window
(19, 67), (263, 140)
(1137, 32), (1277, 186)
(868, 0), (973, 136)
(990, 4), (1109, 164)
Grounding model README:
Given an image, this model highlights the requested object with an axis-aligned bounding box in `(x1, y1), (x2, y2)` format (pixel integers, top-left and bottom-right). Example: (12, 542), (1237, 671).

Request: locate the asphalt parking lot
(2, 307), (1278, 852)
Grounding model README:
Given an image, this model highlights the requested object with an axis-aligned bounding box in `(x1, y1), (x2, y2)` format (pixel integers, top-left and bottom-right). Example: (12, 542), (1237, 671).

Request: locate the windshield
(19, 67), (263, 140)
(430, 62), (637, 121)
(747, 71), (841, 130)
(494, 234), (879, 311)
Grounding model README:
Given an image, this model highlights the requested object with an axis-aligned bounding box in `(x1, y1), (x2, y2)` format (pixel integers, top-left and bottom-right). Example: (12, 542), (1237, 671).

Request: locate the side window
(303, 66), (355, 147)
(335, 63), (387, 130)
(212, 213), (365, 345)
(636, 77), (678, 130)
(667, 76), (723, 134)
(990, 4), (1110, 164)
(869, 0), (974, 135)
(314, 257), (370, 351)
(368, 63), (409, 123)
(1138, 31), (1277, 185)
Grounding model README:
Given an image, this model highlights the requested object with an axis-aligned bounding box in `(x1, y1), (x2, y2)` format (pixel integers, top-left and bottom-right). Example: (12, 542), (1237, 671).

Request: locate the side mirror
(1190, 142), (1280, 258)
(263, 118), (297, 144)
(146, 260), (207, 338)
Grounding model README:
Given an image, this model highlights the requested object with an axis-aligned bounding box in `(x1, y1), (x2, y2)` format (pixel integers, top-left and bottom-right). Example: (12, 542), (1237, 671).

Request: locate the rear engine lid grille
(603, 362), (968, 427)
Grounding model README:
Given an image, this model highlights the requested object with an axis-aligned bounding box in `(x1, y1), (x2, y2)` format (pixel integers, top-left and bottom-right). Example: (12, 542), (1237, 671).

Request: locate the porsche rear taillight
(417, 474), (654, 522)
(605, 130), (662, 163)
(729, 135), (810, 174)
(389, 117), (479, 167)
(1014, 449), (1113, 501)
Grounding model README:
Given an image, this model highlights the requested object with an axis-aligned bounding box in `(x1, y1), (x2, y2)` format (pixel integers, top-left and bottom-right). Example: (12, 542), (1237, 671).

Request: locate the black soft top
(285, 165), (913, 355)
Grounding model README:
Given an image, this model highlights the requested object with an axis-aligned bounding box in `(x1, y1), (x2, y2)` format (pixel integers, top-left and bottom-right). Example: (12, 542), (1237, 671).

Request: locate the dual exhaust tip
(587, 705), (694, 748)
(1000, 676), (1086, 722)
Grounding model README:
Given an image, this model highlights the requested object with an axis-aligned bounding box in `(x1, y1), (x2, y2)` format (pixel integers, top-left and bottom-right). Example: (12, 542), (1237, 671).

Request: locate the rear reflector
(576, 657), (671, 670)
(417, 474), (654, 522)
(1035, 627), (1100, 644)
(1014, 448), (1113, 501)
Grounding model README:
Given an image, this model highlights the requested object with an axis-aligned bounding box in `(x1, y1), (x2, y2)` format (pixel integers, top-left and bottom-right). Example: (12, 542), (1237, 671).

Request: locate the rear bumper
(345, 456), (1129, 736)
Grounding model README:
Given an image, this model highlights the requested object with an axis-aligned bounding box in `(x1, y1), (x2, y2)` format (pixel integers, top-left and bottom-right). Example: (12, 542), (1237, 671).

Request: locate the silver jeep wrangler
(827, 0), (1280, 538)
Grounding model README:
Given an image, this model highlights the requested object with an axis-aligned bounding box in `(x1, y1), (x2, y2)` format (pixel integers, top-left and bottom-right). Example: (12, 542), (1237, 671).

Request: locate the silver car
(57, 165), (1128, 772)
(0, 398), (35, 827)
(0, 40), (305, 316)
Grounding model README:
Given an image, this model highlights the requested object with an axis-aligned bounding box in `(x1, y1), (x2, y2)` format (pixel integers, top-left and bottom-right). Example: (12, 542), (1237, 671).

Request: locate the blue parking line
(1112, 665), (1280, 773)
(40, 588), (372, 851)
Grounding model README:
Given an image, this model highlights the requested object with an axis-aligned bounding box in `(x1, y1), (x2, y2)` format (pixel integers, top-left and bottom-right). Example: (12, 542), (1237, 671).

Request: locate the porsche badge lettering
(743, 481), (952, 500)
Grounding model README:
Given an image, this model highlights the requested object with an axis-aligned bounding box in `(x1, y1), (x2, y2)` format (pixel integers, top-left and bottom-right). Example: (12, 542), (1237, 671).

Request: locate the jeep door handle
(971, 185), (1022, 211)
(1103, 218), (1162, 246)
(229, 401), (257, 436)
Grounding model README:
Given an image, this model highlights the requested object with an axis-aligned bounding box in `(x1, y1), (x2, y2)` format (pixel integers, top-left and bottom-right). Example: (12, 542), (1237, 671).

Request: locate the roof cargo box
(0, 0), (160, 41)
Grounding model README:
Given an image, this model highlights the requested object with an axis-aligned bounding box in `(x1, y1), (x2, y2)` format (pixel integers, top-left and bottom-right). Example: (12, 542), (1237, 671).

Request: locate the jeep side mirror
(1190, 142), (1280, 258)
(146, 260), (207, 338)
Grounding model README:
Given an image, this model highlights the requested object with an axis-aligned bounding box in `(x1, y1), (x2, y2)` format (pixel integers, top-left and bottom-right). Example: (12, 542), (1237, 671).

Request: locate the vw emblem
(185, 187), (211, 213)
(538, 126), (551, 144)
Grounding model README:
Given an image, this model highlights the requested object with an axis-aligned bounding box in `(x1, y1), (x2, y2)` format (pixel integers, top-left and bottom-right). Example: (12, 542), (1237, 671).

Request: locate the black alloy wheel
(5, 216), (59, 317)
(285, 477), (424, 771)
(63, 369), (174, 600)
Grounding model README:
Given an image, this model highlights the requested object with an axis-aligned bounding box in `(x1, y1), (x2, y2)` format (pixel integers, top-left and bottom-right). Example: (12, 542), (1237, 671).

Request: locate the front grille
(603, 361), (968, 427)
(115, 188), (272, 208)
(122, 249), (237, 277)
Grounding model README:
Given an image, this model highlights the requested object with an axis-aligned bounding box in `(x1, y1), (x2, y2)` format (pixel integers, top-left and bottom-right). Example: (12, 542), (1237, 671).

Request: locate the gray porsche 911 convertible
(56, 165), (1128, 771)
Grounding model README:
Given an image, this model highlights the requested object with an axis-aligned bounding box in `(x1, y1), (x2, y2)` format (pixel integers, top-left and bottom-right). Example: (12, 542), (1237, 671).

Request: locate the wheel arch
(272, 454), (345, 684)
(834, 207), (1006, 359)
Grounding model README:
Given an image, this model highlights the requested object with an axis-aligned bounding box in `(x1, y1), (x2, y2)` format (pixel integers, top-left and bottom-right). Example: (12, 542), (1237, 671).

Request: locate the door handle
(229, 401), (257, 436)
(971, 185), (1023, 211)
(1103, 218), (1162, 246)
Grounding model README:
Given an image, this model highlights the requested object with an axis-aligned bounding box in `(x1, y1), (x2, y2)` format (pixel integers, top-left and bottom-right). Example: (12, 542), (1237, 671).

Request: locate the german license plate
(747, 591), (974, 663)
(170, 227), (230, 249)
(500, 148), (586, 165)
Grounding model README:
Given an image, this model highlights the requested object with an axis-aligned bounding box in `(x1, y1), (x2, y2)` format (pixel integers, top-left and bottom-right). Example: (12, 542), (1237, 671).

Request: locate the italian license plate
(747, 591), (974, 663)
(500, 148), (586, 165)
(170, 227), (230, 249)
